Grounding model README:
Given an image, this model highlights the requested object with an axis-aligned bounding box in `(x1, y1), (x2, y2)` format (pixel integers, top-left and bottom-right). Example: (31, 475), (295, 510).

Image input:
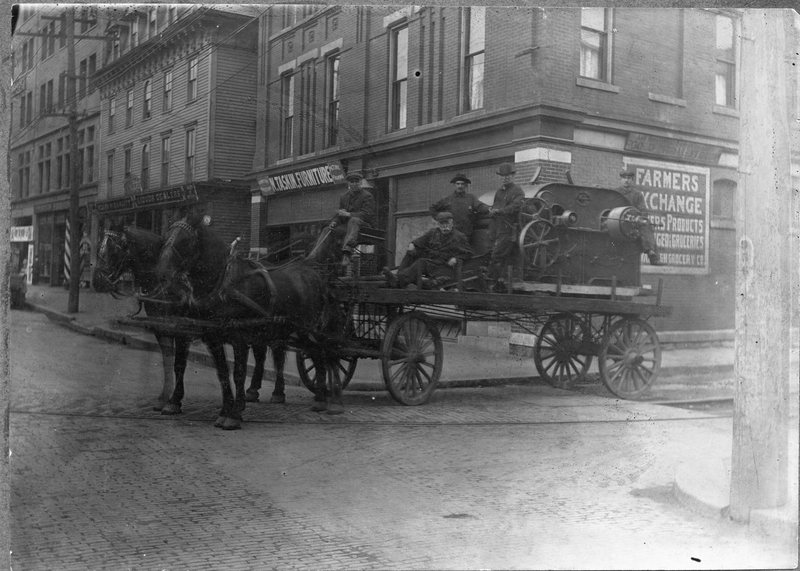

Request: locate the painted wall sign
(624, 158), (710, 275)
(260, 162), (345, 195)
(10, 226), (34, 242)
(94, 184), (199, 213)
(625, 133), (722, 165)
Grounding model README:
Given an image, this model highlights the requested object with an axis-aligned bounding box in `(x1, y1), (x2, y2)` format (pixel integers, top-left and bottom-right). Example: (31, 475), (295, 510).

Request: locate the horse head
(94, 226), (164, 297)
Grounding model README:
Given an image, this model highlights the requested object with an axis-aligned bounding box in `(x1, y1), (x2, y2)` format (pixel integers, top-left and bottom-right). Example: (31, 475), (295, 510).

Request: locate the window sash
(391, 26), (409, 129)
(327, 56), (340, 147)
(163, 71), (173, 111)
(161, 138), (170, 186)
(143, 81), (152, 119)
(465, 52), (484, 111)
(188, 59), (198, 101)
(185, 130), (195, 182)
(281, 75), (295, 158)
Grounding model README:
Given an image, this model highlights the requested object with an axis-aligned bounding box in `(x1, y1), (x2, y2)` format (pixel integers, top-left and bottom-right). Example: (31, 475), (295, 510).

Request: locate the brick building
(250, 6), (800, 334)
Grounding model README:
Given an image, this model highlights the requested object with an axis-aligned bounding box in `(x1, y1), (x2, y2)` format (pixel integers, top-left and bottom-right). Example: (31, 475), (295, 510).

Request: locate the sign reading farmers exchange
(260, 162), (345, 195)
(624, 158), (710, 275)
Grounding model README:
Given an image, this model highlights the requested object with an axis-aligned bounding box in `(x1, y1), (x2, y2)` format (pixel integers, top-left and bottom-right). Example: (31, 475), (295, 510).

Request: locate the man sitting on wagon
(384, 212), (472, 289)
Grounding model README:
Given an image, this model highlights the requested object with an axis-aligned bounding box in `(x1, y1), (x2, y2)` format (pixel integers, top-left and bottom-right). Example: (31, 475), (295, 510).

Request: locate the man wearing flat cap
(618, 166), (660, 265)
(327, 172), (376, 265)
(386, 211), (472, 289)
(429, 173), (489, 239)
(487, 162), (525, 290)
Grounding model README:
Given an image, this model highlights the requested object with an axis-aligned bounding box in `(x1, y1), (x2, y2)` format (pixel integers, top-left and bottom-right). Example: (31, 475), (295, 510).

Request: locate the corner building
(248, 6), (799, 335)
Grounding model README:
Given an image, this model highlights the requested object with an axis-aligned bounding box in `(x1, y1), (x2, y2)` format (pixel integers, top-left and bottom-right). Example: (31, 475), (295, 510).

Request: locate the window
(77, 130), (85, 184)
(463, 7), (485, 112)
(168, 6), (177, 25)
(131, 15), (139, 47)
(299, 63), (315, 155)
(126, 89), (133, 127)
(390, 25), (409, 130)
(85, 127), (95, 182)
(56, 138), (63, 189)
(47, 21), (55, 56)
(18, 151), (31, 198)
(19, 93), (26, 129)
(59, 15), (66, 48)
(58, 72), (65, 109)
(124, 147), (132, 180)
(184, 128), (195, 182)
(27, 38), (34, 69)
(41, 26), (48, 61)
(45, 80), (53, 113)
(148, 7), (158, 40)
(88, 54), (96, 93)
(712, 179), (736, 219)
(141, 144), (150, 191)
(326, 54), (340, 147)
(280, 74), (295, 158)
(143, 80), (152, 119)
(187, 58), (198, 101)
(39, 84), (46, 115)
(715, 15), (736, 108)
(108, 98), (116, 133)
(107, 151), (114, 193)
(79, 58), (87, 99)
(580, 8), (611, 81)
(25, 91), (32, 125)
(163, 70), (173, 112)
(37, 144), (51, 194)
(160, 136), (170, 186)
(21, 42), (28, 72)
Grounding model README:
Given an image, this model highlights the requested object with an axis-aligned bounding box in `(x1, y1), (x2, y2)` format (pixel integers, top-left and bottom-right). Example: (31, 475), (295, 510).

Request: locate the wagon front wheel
(534, 313), (592, 389)
(598, 318), (661, 400)
(295, 351), (358, 393)
(381, 312), (443, 405)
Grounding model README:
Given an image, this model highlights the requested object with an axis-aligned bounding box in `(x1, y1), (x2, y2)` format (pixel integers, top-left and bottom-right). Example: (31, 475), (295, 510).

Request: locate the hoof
(245, 390), (260, 403)
(214, 416), (226, 428)
(269, 393), (286, 404)
(153, 401), (167, 412)
(326, 402), (344, 415)
(161, 403), (182, 415)
(311, 400), (327, 412)
(222, 417), (242, 430)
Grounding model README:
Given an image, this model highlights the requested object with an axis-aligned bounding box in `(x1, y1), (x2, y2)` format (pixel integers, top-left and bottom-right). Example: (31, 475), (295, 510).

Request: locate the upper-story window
(59, 15), (66, 49)
(187, 58), (198, 102)
(126, 89), (134, 127)
(168, 6), (177, 25)
(79, 59), (87, 99)
(58, 72), (65, 109)
(326, 54), (340, 147)
(47, 21), (56, 57)
(299, 63), (315, 155)
(390, 25), (409, 130)
(160, 136), (170, 187)
(107, 151), (114, 193)
(143, 80), (152, 120)
(184, 128), (196, 182)
(280, 73), (295, 158)
(580, 8), (612, 82)
(108, 98), (116, 133)
(711, 178), (736, 220)
(148, 7), (158, 40)
(715, 14), (737, 108)
(88, 54), (96, 94)
(84, 127), (95, 183)
(163, 70), (173, 112)
(141, 143), (150, 191)
(124, 147), (132, 180)
(41, 25), (48, 61)
(463, 7), (485, 112)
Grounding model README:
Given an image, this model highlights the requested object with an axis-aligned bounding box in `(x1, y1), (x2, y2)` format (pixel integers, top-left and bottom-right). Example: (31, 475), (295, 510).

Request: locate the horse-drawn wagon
(99, 180), (672, 426)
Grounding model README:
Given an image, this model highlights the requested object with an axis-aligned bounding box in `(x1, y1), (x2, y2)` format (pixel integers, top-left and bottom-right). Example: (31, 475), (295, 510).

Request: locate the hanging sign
(10, 226), (34, 242)
(260, 162), (345, 195)
(94, 184), (199, 213)
(623, 158), (710, 275)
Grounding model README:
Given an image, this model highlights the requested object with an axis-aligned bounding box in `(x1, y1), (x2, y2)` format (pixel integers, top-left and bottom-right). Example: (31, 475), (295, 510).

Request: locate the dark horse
(92, 225), (288, 416)
(155, 217), (345, 429)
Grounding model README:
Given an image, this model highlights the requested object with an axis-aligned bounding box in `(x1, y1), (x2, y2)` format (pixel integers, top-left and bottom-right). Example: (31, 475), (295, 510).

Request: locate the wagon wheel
(598, 318), (662, 400)
(295, 352), (358, 393)
(519, 219), (560, 272)
(534, 314), (593, 389)
(381, 311), (443, 406)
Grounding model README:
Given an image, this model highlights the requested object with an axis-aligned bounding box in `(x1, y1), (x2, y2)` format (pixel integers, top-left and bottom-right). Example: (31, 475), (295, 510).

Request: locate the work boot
(647, 251), (660, 265)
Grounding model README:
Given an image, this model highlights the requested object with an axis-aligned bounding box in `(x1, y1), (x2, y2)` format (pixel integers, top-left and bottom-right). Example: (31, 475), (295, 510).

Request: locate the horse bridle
(97, 230), (131, 286)
(162, 220), (199, 273)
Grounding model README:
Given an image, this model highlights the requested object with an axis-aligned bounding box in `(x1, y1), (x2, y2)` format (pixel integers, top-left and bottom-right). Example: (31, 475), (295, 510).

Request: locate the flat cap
(450, 174), (472, 184)
(359, 178), (375, 190)
(619, 167), (636, 179)
(345, 172), (364, 182)
(435, 211), (454, 222)
(496, 162), (516, 176)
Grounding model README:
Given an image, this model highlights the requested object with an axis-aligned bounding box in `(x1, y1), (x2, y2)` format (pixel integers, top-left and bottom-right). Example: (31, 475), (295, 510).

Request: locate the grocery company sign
(624, 158), (710, 275)
(259, 162), (345, 195)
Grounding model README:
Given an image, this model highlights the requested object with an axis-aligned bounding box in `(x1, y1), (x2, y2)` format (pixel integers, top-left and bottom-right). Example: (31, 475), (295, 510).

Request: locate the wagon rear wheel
(534, 313), (593, 389)
(295, 352), (358, 393)
(381, 312), (443, 405)
(598, 318), (661, 399)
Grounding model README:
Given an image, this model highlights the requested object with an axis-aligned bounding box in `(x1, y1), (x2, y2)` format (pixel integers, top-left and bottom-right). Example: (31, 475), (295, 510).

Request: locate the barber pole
(64, 219), (71, 285)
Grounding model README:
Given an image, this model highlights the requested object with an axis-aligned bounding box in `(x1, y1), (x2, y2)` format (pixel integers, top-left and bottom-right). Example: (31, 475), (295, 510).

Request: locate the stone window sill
(713, 104), (739, 118)
(648, 92), (687, 107)
(576, 77), (620, 94)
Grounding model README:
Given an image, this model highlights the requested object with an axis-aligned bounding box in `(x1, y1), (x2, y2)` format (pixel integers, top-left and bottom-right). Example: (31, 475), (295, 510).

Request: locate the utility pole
(730, 9), (791, 521)
(66, 8), (81, 313)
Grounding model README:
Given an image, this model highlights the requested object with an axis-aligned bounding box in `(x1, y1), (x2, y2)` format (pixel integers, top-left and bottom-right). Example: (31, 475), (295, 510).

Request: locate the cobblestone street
(9, 310), (797, 569)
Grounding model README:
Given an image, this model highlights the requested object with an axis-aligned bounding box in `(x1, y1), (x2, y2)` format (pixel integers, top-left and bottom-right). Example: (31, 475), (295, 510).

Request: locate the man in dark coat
(328, 172), (376, 265)
(488, 162), (525, 290)
(618, 167), (660, 265)
(429, 173), (489, 239)
(387, 212), (472, 289)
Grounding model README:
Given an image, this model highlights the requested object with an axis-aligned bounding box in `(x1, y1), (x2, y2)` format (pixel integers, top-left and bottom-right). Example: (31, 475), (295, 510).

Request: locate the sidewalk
(16, 284), (798, 543)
